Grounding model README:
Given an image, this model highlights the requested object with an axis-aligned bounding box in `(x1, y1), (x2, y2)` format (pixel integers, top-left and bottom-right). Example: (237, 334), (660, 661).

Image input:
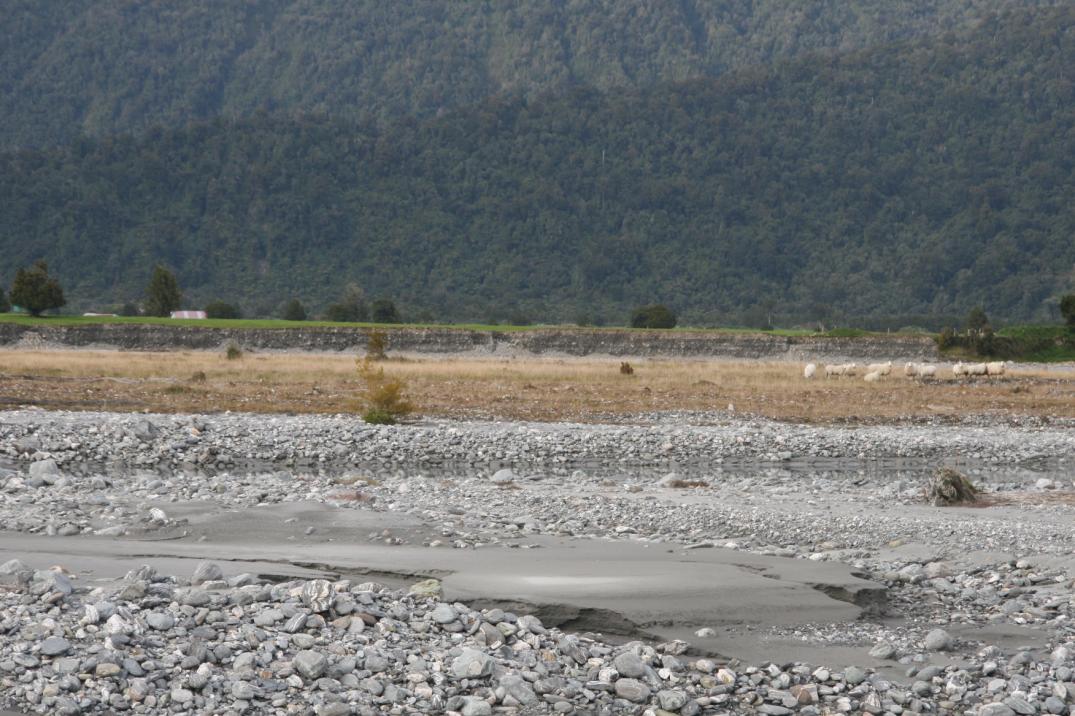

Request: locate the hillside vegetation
(0, 0), (1062, 148)
(3, 5), (1074, 325)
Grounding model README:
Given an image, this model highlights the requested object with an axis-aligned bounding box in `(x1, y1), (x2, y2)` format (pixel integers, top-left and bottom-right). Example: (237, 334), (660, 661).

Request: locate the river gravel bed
(1, 409), (1074, 715)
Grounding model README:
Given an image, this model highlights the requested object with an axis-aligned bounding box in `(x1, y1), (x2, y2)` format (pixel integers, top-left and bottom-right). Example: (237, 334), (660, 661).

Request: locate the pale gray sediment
(1, 409), (1074, 715)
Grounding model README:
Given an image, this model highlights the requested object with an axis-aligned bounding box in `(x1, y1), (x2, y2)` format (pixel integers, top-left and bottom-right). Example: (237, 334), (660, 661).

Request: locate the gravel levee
(1, 409), (1072, 471)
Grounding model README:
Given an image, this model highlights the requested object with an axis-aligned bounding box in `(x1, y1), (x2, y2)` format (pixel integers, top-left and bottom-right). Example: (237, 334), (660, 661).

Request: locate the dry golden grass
(0, 349), (1073, 423)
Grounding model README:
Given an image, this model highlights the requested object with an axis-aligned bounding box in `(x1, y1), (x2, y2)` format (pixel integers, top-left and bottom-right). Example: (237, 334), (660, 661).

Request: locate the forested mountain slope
(3, 5), (1073, 324)
(0, 0), (1061, 148)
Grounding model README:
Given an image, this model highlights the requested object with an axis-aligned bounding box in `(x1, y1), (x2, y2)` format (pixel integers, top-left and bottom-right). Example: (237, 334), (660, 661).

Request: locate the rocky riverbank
(3, 556), (1072, 716)
(1, 409), (1074, 715)
(1, 410), (1071, 473)
(0, 323), (940, 362)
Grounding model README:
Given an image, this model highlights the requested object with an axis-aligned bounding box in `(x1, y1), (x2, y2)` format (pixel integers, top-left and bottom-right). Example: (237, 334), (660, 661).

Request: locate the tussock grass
(0, 349), (1072, 422)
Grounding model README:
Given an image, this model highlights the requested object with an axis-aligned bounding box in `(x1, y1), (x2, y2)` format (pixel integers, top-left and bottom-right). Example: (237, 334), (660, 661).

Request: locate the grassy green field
(994, 325), (1075, 362)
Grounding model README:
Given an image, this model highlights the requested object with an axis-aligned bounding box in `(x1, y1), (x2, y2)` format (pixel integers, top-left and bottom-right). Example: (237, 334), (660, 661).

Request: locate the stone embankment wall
(0, 323), (939, 361)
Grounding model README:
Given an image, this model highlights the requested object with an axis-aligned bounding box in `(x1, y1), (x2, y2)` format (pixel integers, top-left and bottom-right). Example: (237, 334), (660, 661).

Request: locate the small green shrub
(630, 304), (677, 329)
(282, 298), (307, 321)
(371, 298), (401, 324)
(362, 409), (397, 425)
(205, 300), (242, 319)
(225, 343), (243, 360)
(936, 326), (957, 350)
(971, 326), (997, 356)
(1061, 294), (1075, 329)
(324, 283), (368, 322)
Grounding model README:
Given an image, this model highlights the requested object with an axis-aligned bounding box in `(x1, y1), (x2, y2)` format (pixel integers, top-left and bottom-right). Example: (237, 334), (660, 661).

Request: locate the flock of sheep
(803, 360), (1007, 382)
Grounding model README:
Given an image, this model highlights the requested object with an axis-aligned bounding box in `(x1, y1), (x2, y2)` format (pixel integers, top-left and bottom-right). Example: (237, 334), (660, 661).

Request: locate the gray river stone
(39, 636), (71, 656)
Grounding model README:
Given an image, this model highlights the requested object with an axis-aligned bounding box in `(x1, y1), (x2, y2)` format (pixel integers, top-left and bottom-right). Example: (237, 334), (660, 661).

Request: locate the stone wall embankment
(0, 323), (939, 362)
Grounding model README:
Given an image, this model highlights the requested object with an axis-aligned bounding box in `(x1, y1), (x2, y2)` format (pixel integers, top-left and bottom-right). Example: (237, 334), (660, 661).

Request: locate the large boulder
(451, 649), (493, 679)
(293, 650), (328, 680)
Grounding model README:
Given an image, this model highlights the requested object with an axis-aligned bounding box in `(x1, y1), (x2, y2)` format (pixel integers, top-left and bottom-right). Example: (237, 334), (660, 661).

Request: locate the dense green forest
(0, 0), (1062, 148)
(1, 2), (1074, 325)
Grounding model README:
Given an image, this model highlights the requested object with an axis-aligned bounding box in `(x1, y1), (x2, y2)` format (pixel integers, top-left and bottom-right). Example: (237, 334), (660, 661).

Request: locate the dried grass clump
(664, 479), (709, 489)
(189, 370), (207, 383)
(925, 467), (978, 506)
(620, 362), (635, 375)
(366, 329), (388, 361)
(356, 357), (414, 425)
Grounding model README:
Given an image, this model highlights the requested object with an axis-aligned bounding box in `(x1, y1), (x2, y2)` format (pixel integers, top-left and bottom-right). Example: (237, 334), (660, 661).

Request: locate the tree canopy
(2, 0), (1061, 149)
(1061, 295), (1075, 328)
(281, 299), (307, 322)
(9, 260), (65, 316)
(0, 3), (1073, 325)
(144, 265), (182, 317)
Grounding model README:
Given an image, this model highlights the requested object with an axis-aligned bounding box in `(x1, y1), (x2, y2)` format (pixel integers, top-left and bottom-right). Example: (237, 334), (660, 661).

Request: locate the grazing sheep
(825, 362), (859, 378)
(906, 362), (937, 378)
(986, 361), (1006, 376)
(864, 370), (882, 383)
(804, 363), (817, 379)
(967, 362), (988, 376)
(867, 361), (893, 376)
(952, 362), (967, 376)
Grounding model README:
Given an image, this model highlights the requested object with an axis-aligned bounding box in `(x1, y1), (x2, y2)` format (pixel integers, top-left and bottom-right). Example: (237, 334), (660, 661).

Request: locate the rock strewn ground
(1, 410), (1072, 473)
(1, 409), (1074, 715)
(2, 559), (1073, 716)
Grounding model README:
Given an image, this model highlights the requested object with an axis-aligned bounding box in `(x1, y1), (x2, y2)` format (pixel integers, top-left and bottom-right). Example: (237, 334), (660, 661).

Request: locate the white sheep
(986, 361), (1005, 376)
(804, 363), (817, 379)
(864, 370), (882, 383)
(825, 362), (860, 378)
(905, 362), (937, 378)
(967, 362), (988, 376)
(952, 362), (967, 376)
(867, 361), (893, 376)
